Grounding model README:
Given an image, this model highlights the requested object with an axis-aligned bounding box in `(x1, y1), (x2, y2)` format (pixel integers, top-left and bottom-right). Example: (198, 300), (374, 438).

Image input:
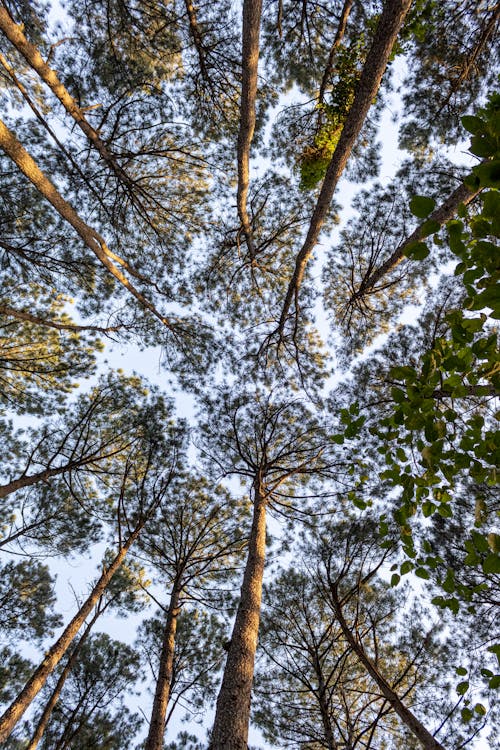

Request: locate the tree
(137, 476), (246, 750)
(254, 517), (474, 750)
(32, 633), (142, 750)
(0, 380), (186, 741)
(0, 1), (498, 749)
(199, 387), (344, 748)
(24, 557), (149, 750)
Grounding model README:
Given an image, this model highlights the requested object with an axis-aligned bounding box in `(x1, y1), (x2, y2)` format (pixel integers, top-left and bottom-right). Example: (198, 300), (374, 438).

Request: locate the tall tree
(138, 477), (246, 750)
(201, 387), (342, 748)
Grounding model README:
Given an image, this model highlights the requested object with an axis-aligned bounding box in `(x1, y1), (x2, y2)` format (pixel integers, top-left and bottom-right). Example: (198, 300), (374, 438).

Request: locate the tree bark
(0, 527), (142, 743)
(0, 303), (121, 334)
(0, 117), (175, 331)
(277, 0), (413, 337)
(25, 608), (100, 750)
(237, 0), (263, 260)
(144, 587), (181, 750)
(0, 458), (103, 500)
(210, 481), (267, 749)
(314, 658), (338, 750)
(331, 588), (447, 750)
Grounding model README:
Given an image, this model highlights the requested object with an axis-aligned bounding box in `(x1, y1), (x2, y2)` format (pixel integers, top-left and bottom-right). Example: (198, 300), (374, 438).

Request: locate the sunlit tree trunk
(0, 527), (142, 743)
(331, 587), (446, 750)
(25, 609), (100, 750)
(144, 587), (182, 750)
(277, 0), (413, 336)
(210, 478), (267, 749)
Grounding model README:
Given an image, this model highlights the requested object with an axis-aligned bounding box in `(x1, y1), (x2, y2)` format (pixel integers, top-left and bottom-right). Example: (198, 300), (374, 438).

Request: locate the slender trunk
(210, 483), (267, 749)
(315, 662), (338, 750)
(0, 118), (174, 332)
(440, 5), (500, 111)
(184, 0), (209, 81)
(277, 0), (413, 336)
(0, 7), (137, 194)
(0, 527), (141, 743)
(26, 608), (101, 750)
(331, 589), (446, 750)
(237, 0), (263, 260)
(144, 588), (181, 750)
(351, 179), (482, 301)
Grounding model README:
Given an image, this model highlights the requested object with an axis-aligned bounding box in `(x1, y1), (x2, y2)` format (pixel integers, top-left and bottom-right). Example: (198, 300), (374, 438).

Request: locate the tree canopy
(0, 1), (498, 749)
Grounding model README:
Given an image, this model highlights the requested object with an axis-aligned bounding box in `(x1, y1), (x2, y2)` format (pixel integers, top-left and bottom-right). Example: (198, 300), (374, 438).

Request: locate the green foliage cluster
(299, 45), (362, 190)
(366, 97), (500, 657)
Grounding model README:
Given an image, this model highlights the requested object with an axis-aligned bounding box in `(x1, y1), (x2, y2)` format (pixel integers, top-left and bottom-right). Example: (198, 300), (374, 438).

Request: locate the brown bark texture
(318, 0), (354, 105)
(277, 0), (413, 336)
(0, 460), (100, 500)
(0, 528), (141, 743)
(25, 609), (100, 750)
(236, 0), (263, 259)
(0, 304), (120, 334)
(210, 485), (267, 749)
(331, 589), (447, 750)
(144, 588), (181, 750)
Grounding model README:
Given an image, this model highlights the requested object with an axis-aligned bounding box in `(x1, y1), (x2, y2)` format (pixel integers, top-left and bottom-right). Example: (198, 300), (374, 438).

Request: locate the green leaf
(456, 666), (468, 676)
(400, 560), (413, 575)
(461, 115), (486, 134)
(470, 134), (497, 157)
(415, 567), (429, 579)
(482, 191), (500, 218)
(410, 195), (436, 218)
(482, 553), (500, 574)
(457, 680), (469, 695)
(473, 160), (500, 188)
(437, 504), (452, 518)
(404, 241), (430, 260)
(461, 707), (473, 722)
(420, 218), (441, 238)
(390, 573), (401, 587)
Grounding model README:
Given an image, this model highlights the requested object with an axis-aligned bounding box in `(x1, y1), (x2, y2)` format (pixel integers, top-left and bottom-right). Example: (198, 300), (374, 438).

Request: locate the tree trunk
(318, 0), (354, 105)
(0, 460), (97, 500)
(210, 482), (267, 749)
(0, 527), (141, 743)
(144, 587), (181, 750)
(236, 0), (263, 259)
(26, 608), (100, 750)
(0, 303), (120, 334)
(0, 117), (173, 331)
(331, 589), (446, 750)
(277, 0), (413, 336)
(315, 662), (338, 750)
(0, 6), (135, 193)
